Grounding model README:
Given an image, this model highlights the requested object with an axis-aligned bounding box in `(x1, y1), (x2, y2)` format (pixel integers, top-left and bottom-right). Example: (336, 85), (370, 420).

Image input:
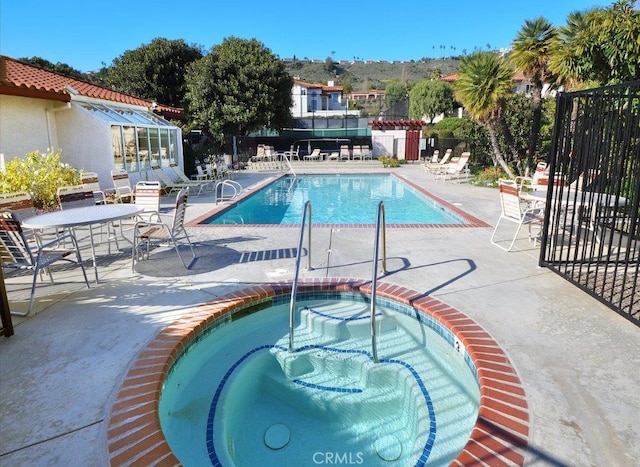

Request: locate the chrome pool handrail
(370, 201), (387, 363)
(289, 200), (312, 352)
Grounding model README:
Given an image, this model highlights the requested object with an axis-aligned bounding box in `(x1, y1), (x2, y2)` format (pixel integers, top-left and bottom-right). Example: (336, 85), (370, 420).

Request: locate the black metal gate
(539, 80), (640, 326)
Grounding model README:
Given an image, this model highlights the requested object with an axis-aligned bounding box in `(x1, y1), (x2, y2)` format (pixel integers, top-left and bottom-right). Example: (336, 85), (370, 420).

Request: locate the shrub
(0, 149), (81, 210)
(378, 155), (400, 167)
(470, 166), (505, 188)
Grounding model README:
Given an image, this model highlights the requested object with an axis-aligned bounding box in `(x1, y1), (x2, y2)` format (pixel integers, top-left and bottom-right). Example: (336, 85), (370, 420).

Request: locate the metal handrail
(370, 201), (387, 363)
(288, 200), (312, 352)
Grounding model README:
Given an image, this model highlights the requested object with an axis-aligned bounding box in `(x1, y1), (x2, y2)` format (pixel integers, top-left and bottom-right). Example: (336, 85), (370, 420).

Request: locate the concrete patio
(1, 163), (638, 466)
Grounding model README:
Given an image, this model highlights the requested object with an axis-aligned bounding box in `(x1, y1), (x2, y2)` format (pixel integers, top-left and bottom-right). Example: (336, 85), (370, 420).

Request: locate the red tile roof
(294, 78), (343, 93)
(368, 119), (425, 129)
(0, 55), (183, 119)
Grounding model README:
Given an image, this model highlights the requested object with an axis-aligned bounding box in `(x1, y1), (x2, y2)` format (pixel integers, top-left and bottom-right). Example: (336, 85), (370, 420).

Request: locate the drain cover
(374, 434), (402, 461)
(264, 424), (290, 450)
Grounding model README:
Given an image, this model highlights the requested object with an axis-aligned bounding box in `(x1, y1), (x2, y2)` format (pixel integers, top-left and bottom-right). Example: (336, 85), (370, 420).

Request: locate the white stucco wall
(56, 104), (114, 192)
(371, 129), (407, 159)
(0, 95), (61, 159)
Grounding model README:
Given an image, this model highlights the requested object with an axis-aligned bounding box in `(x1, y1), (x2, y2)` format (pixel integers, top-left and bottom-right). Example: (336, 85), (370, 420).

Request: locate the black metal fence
(539, 80), (640, 326)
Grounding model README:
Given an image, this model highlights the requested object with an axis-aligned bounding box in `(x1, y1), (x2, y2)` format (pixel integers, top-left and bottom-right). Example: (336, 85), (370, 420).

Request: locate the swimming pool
(202, 174), (474, 226)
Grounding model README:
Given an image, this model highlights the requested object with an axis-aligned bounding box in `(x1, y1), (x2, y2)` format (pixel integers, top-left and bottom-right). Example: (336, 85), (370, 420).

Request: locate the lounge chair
(132, 187), (196, 271)
(339, 145), (351, 161)
(151, 165), (206, 196)
(490, 179), (545, 251)
(0, 209), (90, 316)
(352, 145), (363, 160)
(361, 145), (372, 160)
(303, 148), (322, 161)
(327, 152), (340, 161)
(433, 152), (471, 183)
(423, 148), (453, 173)
(170, 163), (213, 192)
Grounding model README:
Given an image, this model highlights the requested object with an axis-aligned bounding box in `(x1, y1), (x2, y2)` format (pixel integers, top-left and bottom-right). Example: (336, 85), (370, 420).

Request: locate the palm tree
(453, 52), (521, 178)
(510, 17), (557, 173)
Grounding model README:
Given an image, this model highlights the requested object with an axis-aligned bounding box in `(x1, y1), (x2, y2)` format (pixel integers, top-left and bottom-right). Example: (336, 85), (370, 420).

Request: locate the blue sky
(0, 0), (619, 73)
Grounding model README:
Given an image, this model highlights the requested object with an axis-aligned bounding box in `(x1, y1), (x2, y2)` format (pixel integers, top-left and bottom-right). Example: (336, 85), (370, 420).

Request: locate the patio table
(522, 189), (628, 243)
(22, 204), (144, 283)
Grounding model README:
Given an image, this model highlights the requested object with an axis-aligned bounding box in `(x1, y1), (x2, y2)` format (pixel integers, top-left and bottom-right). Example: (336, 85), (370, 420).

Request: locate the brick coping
(106, 278), (528, 465)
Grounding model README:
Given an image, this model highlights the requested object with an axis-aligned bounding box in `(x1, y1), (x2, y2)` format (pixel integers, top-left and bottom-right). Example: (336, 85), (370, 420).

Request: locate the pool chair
(0, 209), (90, 316)
(303, 148), (322, 161)
(490, 179), (545, 252)
(422, 150), (440, 170)
(424, 148), (453, 174)
(352, 145), (363, 160)
(327, 152), (340, 161)
(151, 166), (206, 197)
(361, 145), (372, 160)
(433, 152), (471, 183)
(132, 188), (196, 271)
(171, 163), (213, 192)
(0, 191), (38, 222)
(339, 145), (351, 161)
(81, 172), (110, 204)
(111, 169), (134, 203)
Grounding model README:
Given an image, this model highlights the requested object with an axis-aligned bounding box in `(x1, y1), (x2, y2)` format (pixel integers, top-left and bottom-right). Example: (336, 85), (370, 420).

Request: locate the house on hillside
(0, 55), (184, 190)
(291, 79), (360, 118)
(343, 89), (385, 103)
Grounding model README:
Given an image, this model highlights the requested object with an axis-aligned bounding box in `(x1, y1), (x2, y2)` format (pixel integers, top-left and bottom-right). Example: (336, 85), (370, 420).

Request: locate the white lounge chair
(434, 152), (471, 183)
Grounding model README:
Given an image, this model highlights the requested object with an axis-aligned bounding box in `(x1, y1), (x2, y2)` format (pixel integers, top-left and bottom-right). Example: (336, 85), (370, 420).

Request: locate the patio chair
(151, 165), (205, 196)
(361, 145), (372, 160)
(303, 148), (322, 161)
(170, 163), (212, 192)
(132, 188), (196, 271)
(434, 152), (471, 183)
(0, 209), (90, 316)
(490, 179), (545, 252)
(81, 172), (109, 204)
(352, 145), (363, 160)
(111, 169), (134, 203)
(424, 148), (453, 174)
(339, 145), (351, 161)
(58, 185), (117, 250)
(0, 191), (37, 222)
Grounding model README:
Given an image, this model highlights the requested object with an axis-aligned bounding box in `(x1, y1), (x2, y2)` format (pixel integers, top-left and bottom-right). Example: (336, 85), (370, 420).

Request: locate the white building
(291, 79), (360, 118)
(0, 55), (184, 190)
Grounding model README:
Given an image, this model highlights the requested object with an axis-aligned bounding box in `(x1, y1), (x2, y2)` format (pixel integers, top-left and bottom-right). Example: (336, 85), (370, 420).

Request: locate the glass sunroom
(77, 102), (182, 172)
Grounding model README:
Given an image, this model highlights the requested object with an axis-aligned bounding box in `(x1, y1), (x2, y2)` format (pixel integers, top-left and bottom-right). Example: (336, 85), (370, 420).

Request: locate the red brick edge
(106, 278), (528, 466)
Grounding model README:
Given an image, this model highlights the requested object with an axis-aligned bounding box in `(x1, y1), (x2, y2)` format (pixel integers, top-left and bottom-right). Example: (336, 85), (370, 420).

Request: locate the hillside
(283, 58), (460, 89)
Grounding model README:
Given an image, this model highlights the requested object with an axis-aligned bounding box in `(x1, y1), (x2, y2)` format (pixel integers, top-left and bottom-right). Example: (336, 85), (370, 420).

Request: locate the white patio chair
(81, 172), (109, 204)
(0, 209), (90, 316)
(490, 179), (545, 252)
(111, 169), (134, 203)
(132, 188), (196, 271)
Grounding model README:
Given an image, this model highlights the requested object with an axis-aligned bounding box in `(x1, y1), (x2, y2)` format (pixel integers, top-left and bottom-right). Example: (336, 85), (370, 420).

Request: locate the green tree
(453, 52), (521, 178)
(408, 79), (455, 123)
(384, 79), (408, 110)
(184, 37), (293, 143)
(104, 38), (203, 107)
(510, 17), (557, 172)
(550, 1), (640, 86)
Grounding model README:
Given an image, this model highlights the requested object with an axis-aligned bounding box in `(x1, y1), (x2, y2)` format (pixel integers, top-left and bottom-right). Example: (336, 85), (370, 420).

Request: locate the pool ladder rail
(288, 200), (387, 364)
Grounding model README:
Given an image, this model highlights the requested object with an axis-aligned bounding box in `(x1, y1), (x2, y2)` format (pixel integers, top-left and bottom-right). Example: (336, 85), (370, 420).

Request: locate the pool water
(204, 174), (466, 225)
(159, 293), (480, 466)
